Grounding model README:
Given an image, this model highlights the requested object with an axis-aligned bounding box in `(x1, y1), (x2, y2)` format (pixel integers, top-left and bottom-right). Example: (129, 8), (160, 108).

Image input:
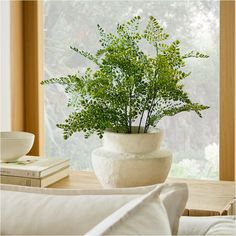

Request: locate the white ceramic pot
(92, 127), (172, 188)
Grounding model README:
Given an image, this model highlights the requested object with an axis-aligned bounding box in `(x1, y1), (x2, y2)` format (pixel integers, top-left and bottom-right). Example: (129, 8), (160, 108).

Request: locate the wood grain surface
(49, 171), (235, 216)
(220, 0), (235, 181)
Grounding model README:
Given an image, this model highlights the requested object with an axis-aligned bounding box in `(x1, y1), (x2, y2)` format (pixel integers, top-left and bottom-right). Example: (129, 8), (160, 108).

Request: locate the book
(0, 167), (69, 187)
(0, 156), (69, 178)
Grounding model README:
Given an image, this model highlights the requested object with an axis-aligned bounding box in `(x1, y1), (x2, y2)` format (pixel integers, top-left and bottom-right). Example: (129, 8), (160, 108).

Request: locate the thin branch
(138, 109), (145, 133)
(144, 66), (158, 132)
(138, 97), (149, 133)
(128, 89), (132, 133)
(125, 104), (129, 133)
(144, 94), (156, 132)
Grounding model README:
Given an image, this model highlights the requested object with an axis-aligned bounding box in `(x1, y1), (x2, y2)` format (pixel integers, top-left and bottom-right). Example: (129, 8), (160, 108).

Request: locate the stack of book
(0, 156), (70, 187)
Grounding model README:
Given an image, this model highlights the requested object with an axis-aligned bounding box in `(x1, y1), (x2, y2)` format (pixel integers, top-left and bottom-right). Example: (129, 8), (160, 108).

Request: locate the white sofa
(179, 216), (235, 235)
(1, 183), (235, 235)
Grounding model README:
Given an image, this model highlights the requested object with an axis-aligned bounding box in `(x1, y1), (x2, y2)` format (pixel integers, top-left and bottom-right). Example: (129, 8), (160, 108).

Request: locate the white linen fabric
(85, 185), (172, 235)
(178, 216), (236, 236)
(1, 182), (188, 235)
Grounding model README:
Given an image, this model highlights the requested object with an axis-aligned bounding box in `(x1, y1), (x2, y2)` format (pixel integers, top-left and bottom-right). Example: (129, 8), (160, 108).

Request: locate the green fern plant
(41, 16), (209, 139)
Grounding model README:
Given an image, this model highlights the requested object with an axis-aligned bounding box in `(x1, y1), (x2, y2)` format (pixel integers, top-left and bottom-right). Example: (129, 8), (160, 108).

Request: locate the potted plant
(41, 16), (209, 187)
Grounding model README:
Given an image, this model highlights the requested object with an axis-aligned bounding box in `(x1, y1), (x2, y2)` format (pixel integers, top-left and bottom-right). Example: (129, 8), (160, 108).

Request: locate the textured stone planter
(92, 127), (172, 188)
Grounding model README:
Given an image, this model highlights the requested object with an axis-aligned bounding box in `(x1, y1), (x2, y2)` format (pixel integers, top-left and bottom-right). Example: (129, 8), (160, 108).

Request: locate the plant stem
(144, 68), (158, 132)
(128, 89), (132, 133)
(138, 110), (145, 133)
(138, 98), (149, 133)
(129, 116), (132, 133)
(144, 102), (153, 132)
(125, 104), (129, 133)
(155, 42), (158, 55)
(144, 96), (157, 132)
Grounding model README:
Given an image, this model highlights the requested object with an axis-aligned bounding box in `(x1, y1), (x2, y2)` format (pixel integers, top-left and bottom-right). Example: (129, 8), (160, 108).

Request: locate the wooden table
(49, 171), (235, 216)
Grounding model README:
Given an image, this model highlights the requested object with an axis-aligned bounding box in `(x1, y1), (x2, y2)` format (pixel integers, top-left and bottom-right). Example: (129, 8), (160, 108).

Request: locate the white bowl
(0, 132), (35, 162)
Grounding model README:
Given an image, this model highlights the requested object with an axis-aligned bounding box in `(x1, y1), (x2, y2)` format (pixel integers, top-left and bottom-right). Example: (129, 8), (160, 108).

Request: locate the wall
(0, 0), (11, 131)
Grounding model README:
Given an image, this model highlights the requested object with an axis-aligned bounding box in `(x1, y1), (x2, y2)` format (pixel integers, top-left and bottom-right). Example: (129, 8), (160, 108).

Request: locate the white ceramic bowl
(0, 132), (35, 162)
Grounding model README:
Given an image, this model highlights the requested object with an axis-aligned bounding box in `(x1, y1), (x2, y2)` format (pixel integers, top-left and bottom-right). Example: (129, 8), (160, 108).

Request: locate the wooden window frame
(10, 0), (44, 156)
(220, 0), (235, 181)
(10, 0), (235, 180)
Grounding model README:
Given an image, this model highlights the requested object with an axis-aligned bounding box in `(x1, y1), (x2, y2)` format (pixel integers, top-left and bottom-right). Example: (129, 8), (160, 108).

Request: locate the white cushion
(1, 182), (188, 235)
(85, 185), (172, 235)
(178, 216), (236, 235)
(206, 220), (236, 235)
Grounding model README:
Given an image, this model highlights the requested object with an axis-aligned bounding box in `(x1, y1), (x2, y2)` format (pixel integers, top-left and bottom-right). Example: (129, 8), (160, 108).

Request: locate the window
(43, 0), (220, 179)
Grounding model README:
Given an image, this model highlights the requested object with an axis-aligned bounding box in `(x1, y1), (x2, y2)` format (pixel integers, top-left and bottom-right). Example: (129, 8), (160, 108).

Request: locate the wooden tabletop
(49, 171), (235, 216)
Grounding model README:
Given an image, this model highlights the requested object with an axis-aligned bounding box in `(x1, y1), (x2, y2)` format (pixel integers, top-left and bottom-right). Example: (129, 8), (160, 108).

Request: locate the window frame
(10, 0), (44, 156)
(219, 0), (235, 181)
(10, 0), (235, 180)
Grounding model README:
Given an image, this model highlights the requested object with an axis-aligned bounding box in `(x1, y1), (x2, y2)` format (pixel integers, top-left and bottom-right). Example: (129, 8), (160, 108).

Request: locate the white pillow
(206, 220), (236, 236)
(178, 216), (236, 236)
(1, 182), (188, 235)
(85, 185), (172, 235)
